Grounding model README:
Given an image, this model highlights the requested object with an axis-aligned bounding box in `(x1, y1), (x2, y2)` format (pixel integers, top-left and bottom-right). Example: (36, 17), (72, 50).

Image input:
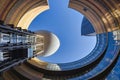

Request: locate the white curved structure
(36, 30), (60, 57)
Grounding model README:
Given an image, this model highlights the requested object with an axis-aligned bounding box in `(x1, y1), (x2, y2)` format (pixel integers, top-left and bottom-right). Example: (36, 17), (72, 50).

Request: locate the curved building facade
(0, 0), (120, 80)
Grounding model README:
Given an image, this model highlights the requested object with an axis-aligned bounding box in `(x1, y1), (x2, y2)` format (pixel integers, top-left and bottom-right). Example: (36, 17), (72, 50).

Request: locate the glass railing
(106, 56), (120, 80)
(69, 32), (120, 80)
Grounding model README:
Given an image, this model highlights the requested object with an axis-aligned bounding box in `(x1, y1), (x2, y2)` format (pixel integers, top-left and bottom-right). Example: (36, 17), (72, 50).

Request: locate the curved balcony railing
(70, 32), (120, 80)
(106, 56), (120, 80)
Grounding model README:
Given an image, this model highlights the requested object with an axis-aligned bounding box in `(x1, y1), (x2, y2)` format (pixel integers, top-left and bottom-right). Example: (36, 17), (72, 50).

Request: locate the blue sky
(29, 0), (96, 63)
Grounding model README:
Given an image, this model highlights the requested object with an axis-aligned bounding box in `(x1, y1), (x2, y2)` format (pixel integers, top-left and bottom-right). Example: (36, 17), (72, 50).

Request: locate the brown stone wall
(69, 0), (120, 34)
(0, 0), (48, 27)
